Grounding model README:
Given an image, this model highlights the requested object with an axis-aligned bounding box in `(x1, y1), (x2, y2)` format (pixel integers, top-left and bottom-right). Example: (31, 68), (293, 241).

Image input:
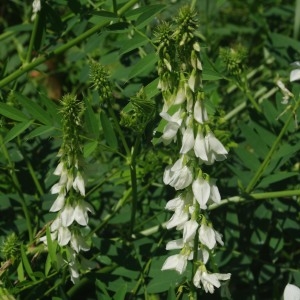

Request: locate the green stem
(209, 189), (300, 211)
(26, 11), (40, 63)
(0, 0), (139, 89)
(245, 108), (296, 194)
(0, 134), (33, 242)
(129, 135), (141, 237)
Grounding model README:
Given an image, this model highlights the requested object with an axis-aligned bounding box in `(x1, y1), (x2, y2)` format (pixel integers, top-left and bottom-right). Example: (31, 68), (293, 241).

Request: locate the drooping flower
(205, 131), (228, 164)
(192, 177), (210, 209)
(199, 223), (224, 250)
(193, 268), (231, 293)
(283, 283), (300, 300)
(290, 61), (300, 82)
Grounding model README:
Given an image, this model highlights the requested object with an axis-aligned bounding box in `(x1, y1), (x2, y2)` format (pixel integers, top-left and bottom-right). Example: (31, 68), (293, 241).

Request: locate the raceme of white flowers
(40, 95), (94, 283)
(156, 7), (231, 293)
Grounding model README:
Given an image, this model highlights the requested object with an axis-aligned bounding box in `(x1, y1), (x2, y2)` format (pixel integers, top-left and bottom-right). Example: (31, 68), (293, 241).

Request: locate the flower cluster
(156, 7), (231, 293)
(40, 94), (94, 283)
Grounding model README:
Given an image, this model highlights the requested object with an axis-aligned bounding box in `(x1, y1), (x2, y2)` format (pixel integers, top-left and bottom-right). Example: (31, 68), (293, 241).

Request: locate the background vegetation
(0, 0), (299, 299)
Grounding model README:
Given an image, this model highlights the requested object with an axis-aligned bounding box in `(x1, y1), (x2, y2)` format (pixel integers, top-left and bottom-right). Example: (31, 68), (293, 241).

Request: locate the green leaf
(84, 97), (100, 138)
(20, 244), (36, 281)
(119, 34), (148, 56)
(128, 53), (157, 80)
(135, 5), (165, 29)
(257, 172), (298, 188)
(3, 120), (34, 144)
(46, 226), (58, 271)
(84, 140), (98, 158)
(25, 125), (56, 140)
(15, 92), (53, 125)
(0, 103), (29, 122)
(17, 261), (25, 282)
(100, 110), (118, 149)
(203, 68), (223, 80)
(113, 283), (127, 300)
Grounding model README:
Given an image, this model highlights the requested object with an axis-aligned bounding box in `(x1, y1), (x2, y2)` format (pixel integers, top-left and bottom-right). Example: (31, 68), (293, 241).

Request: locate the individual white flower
(57, 226), (71, 246)
(193, 268), (231, 293)
(194, 129), (208, 162)
(73, 172), (85, 196)
(199, 223), (224, 249)
(277, 80), (293, 104)
(74, 200), (94, 226)
(51, 182), (64, 195)
(284, 283), (300, 300)
(161, 254), (188, 274)
(53, 162), (64, 176)
(163, 156), (193, 190)
(192, 177), (210, 209)
(60, 203), (75, 227)
(50, 192), (66, 212)
(166, 206), (189, 229)
(70, 232), (90, 253)
(165, 195), (184, 211)
(31, 0), (41, 21)
(183, 219), (198, 242)
(290, 61), (300, 82)
(180, 123), (195, 154)
(194, 99), (208, 124)
(166, 239), (184, 250)
(188, 69), (200, 92)
(160, 109), (184, 144)
(174, 86), (186, 105)
(205, 132), (228, 164)
(209, 180), (221, 204)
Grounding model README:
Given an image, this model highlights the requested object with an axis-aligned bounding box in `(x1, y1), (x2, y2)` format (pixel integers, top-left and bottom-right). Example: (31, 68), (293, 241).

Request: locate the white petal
(53, 162), (64, 176)
(284, 283), (300, 300)
(51, 217), (61, 231)
(194, 130), (208, 161)
(51, 183), (64, 195)
(290, 69), (300, 82)
(70, 232), (90, 253)
(166, 210), (189, 229)
(183, 220), (198, 242)
(50, 193), (66, 212)
(180, 127), (195, 154)
(165, 196), (184, 211)
(166, 239), (184, 250)
(73, 172), (85, 196)
(193, 269), (202, 288)
(161, 254), (187, 274)
(199, 224), (216, 249)
(194, 100), (208, 124)
(57, 226), (71, 246)
(192, 178), (210, 209)
(209, 181), (221, 204)
(61, 204), (75, 227)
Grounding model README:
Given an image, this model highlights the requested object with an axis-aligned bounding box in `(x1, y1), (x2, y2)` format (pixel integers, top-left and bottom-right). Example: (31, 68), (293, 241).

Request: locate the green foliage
(0, 0), (299, 299)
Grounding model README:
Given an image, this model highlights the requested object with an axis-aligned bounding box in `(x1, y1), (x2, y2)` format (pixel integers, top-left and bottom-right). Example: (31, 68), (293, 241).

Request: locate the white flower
(51, 182), (64, 195)
(166, 206), (189, 229)
(199, 224), (224, 249)
(73, 172), (85, 196)
(192, 177), (210, 209)
(180, 125), (195, 154)
(60, 203), (75, 227)
(32, 0), (41, 13)
(163, 156), (193, 190)
(50, 192), (66, 212)
(57, 226), (71, 246)
(161, 254), (188, 274)
(74, 200), (94, 226)
(53, 162), (64, 176)
(166, 239), (184, 250)
(194, 130), (208, 161)
(290, 61), (300, 82)
(70, 232), (90, 253)
(205, 132), (228, 164)
(193, 268), (231, 293)
(165, 195), (184, 211)
(194, 99), (208, 124)
(209, 180), (221, 204)
(183, 219), (198, 242)
(160, 109), (183, 144)
(284, 283), (300, 300)
(277, 80), (293, 104)
(188, 69), (200, 92)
